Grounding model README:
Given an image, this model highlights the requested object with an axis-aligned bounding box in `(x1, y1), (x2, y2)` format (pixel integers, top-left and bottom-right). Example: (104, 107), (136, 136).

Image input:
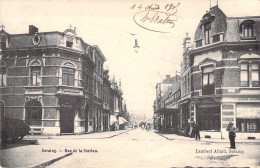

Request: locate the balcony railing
(202, 84), (215, 95)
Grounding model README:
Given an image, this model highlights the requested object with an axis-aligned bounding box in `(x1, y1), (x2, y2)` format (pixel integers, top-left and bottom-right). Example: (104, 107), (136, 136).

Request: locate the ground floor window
(236, 119), (260, 133)
(197, 106), (220, 131)
(25, 101), (42, 126)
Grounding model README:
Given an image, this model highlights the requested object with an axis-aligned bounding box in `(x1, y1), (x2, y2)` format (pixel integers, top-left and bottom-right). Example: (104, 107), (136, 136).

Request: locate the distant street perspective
(1, 128), (260, 168)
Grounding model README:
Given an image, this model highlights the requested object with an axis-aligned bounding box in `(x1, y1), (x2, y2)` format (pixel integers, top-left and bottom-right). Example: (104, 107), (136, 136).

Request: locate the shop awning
(118, 117), (128, 125)
(110, 115), (118, 125)
(237, 104), (260, 119)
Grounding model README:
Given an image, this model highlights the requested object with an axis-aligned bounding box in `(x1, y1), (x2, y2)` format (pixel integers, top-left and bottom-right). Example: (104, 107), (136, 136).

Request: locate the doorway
(60, 107), (74, 133)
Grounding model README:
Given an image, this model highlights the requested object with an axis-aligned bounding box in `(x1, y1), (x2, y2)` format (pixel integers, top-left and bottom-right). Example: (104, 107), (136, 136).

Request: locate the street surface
(48, 129), (259, 168)
(1, 129), (260, 168)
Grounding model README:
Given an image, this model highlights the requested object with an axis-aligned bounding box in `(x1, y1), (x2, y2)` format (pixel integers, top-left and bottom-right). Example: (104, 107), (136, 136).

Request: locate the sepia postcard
(0, 0), (260, 167)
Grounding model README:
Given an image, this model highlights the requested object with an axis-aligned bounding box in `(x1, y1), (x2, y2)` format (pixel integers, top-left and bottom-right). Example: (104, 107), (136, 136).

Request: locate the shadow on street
(1, 139), (38, 150)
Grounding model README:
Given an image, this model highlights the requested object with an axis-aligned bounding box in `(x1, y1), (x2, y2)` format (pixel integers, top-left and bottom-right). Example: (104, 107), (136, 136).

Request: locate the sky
(0, 0), (259, 118)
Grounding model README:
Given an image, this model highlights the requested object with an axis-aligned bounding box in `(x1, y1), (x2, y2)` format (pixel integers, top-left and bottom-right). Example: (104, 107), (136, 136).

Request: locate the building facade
(0, 25), (128, 135)
(188, 6), (260, 139)
(153, 75), (181, 133)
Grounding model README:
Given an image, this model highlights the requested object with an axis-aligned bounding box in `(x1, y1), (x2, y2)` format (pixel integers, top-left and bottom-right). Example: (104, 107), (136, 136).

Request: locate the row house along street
(1, 0), (260, 168)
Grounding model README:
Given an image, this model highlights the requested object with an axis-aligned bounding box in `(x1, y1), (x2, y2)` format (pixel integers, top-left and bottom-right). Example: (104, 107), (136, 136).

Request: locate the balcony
(202, 84), (215, 95)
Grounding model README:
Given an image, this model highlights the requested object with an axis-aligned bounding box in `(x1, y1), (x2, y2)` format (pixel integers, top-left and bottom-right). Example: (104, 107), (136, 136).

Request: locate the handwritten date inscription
(130, 3), (181, 33)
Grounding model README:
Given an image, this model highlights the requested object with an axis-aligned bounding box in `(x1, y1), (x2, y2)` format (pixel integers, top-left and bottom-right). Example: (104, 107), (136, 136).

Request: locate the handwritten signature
(130, 3), (181, 33)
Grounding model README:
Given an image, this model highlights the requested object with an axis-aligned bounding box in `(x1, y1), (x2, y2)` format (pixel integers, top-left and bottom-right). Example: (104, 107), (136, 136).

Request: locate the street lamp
(133, 39), (140, 53)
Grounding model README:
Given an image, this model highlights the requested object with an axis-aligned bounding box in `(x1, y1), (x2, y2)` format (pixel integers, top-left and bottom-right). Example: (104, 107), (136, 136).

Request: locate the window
(30, 61), (41, 86)
(66, 41), (73, 48)
(196, 40), (202, 47)
(242, 25), (253, 37)
(204, 23), (211, 45)
(62, 67), (75, 86)
(202, 66), (214, 95)
(62, 62), (75, 86)
(240, 62), (259, 87)
(237, 119), (260, 133)
(202, 66), (214, 86)
(212, 34), (220, 43)
(0, 66), (6, 86)
(240, 63), (249, 86)
(252, 63), (259, 87)
(240, 20), (255, 39)
(66, 36), (73, 48)
(25, 101), (42, 126)
(31, 67), (41, 85)
(0, 38), (6, 50)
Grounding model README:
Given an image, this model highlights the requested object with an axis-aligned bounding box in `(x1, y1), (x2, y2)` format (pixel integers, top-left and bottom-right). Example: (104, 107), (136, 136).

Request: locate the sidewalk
(156, 131), (260, 144)
(1, 143), (73, 168)
(24, 129), (131, 140)
(1, 129), (131, 168)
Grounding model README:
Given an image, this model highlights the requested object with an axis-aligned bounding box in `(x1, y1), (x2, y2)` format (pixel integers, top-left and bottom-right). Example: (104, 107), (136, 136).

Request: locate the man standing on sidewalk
(194, 122), (200, 140)
(226, 122), (238, 149)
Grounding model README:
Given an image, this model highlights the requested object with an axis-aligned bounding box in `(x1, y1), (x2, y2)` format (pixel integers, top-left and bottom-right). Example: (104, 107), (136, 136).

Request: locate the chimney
(29, 25), (38, 35)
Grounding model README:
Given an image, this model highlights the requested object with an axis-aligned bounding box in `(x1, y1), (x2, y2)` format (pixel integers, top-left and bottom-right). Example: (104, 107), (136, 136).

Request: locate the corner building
(0, 25), (107, 135)
(189, 6), (260, 139)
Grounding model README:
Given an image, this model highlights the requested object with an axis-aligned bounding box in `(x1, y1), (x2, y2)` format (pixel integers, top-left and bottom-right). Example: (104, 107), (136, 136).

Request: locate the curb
(30, 152), (73, 168)
(26, 129), (132, 140)
(156, 132), (260, 144)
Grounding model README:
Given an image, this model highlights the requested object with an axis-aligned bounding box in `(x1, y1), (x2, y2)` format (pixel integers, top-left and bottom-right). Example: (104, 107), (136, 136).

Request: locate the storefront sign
(237, 104), (260, 119)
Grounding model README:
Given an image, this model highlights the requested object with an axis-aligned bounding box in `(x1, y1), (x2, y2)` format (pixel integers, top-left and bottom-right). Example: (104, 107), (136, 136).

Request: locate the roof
(194, 5), (227, 41)
(93, 45), (106, 62)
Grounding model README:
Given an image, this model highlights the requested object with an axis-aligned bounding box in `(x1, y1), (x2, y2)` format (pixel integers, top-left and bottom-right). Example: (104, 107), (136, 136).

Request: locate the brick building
(188, 5), (260, 139)
(0, 25), (127, 135)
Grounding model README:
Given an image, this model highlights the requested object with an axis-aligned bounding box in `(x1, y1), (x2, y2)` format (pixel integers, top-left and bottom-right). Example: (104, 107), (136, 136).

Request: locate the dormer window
(212, 34), (220, 43)
(204, 23), (211, 45)
(240, 20), (256, 40)
(63, 29), (77, 48)
(0, 37), (6, 50)
(66, 41), (73, 48)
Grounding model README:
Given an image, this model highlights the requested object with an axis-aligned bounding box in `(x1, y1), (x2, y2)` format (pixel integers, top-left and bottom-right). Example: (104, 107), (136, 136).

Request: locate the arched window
(62, 62), (75, 86)
(30, 60), (41, 86)
(240, 20), (256, 39)
(25, 101), (42, 126)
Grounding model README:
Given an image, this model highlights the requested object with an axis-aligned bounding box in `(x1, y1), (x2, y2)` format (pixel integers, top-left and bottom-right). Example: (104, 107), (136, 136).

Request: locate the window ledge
(24, 85), (43, 88)
(240, 87), (260, 89)
(240, 36), (256, 40)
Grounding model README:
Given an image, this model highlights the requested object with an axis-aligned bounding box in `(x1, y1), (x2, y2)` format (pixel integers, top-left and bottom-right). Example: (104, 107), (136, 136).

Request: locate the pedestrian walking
(226, 122), (238, 149)
(145, 123), (151, 132)
(194, 122), (200, 140)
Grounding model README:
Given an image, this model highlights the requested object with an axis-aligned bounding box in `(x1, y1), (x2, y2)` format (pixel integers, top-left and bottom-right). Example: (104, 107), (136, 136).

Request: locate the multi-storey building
(91, 45), (106, 132)
(102, 69), (111, 131)
(188, 5), (260, 139)
(180, 33), (193, 135)
(0, 25), (123, 135)
(153, 75), (181, 132)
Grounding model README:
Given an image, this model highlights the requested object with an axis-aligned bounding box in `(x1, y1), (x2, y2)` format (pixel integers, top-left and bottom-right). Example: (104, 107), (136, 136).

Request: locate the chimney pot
(29, 25), (38, 35)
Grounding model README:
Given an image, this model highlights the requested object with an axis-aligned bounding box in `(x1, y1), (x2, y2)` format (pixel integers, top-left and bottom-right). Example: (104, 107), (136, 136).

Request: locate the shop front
(193, 96), (221, 139)
(221, 96), (260, 139)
